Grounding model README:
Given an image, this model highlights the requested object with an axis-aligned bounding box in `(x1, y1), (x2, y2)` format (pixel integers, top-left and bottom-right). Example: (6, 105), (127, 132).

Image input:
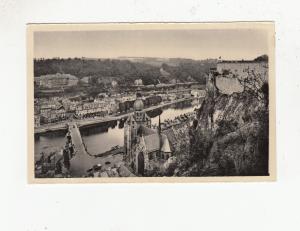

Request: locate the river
(34, 99), (201, 160)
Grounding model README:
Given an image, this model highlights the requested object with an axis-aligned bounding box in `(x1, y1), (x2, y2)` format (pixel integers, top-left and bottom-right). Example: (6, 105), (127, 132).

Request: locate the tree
(236, 69), (268, 101)
(254, 54), (268, 62)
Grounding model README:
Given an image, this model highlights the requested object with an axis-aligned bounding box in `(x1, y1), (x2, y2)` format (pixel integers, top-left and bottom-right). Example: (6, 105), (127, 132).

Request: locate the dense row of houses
(75, 98), (119, 119)
(34, 87), (203, 127)
(75, 103), (108, 118)
(34, 94), (121, 126)
(39, 105), (67, 124)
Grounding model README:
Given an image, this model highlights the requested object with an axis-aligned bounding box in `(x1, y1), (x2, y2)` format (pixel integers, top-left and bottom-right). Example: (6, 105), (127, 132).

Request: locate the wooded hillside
(34, 58), (217, 85)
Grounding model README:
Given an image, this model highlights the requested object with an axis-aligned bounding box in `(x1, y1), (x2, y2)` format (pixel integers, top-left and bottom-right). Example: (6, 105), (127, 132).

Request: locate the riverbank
(34, 97), (199, 135)
(35, 98), (200, 170)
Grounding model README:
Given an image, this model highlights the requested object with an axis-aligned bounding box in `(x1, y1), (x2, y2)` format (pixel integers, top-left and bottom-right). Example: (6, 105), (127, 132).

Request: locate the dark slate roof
(144, 134), (160, 153)
(139, 125), (156, 136)
(143, 133), (170, 154)
(162, 128), (177, 152)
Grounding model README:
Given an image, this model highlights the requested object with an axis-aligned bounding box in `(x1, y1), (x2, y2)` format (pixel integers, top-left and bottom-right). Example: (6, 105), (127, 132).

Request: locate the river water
(34, 99), (201, 160)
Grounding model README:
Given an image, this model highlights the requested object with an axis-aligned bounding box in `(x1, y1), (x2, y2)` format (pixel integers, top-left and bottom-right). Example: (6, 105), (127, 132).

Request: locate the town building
(166, 93), (177, 101)
(34, 105), (40, 115)
(80, 76), (91, 85)
(160, 67), (171, 77)
(56, 106), (66, 119)
(34, 115), (40, 128)
(111, 80), (118, 88)
(61, 98), (78, 112)
(118, 94), (136, 103)
(134, 79), (143, 86)
(40, 105), (53, 116)
(94, 96), (118, 115)
(35, 73), (78, 88)
(170, 79), (177, 84)
(40, 104), (66, 124)
(75, 101), (109, 118)
(191, 89), (206, 98)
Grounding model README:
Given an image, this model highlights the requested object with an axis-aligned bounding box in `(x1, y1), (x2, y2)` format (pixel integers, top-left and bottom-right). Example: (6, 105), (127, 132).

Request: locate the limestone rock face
(197, 91), (263, 133)
(189, 89), (269, 176)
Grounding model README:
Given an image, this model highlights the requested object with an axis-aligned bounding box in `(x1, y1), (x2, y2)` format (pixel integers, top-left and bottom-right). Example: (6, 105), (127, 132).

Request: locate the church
(124, 91), (172, 175)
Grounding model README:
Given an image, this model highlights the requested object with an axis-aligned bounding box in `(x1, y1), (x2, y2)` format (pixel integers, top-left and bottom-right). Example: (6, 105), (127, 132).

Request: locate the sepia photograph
(27, 22), (275, 182)
(2, 1), (299, 230)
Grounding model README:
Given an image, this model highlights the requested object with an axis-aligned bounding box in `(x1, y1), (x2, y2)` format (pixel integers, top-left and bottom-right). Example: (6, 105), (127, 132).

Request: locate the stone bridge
(68, 122), (98, 177)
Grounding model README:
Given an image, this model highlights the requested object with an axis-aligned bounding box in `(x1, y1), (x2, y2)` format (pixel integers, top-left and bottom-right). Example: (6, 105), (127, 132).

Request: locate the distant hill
(118, 56), (217, 67)
(34, 57), (217, 85)
(117, 57), (176, 67)
(160, 59), (217, 84)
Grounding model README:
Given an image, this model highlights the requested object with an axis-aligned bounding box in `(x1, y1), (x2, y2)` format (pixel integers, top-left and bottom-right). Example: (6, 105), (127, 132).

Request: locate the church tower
(124, 90), (151, 165)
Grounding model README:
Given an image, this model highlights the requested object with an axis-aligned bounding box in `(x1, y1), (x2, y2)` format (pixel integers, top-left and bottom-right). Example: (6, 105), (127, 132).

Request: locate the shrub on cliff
(215, 119), (238, 138)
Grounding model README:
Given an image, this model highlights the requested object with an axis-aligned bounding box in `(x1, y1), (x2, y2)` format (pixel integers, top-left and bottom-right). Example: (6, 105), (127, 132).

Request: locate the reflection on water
(82, 124), (124, 155)
(34, 99), (201, 157)
(151, 105), (197, 126)
(80, 120), (117, 136)
(81, 101), (198, 155)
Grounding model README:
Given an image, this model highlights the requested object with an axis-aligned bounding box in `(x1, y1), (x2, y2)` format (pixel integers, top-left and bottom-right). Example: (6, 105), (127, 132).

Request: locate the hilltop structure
(217, 60), (268, 82)
(207, 59), (268, 95)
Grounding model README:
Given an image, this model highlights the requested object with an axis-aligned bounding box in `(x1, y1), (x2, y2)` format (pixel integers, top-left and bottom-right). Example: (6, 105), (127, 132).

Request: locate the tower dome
(134, 91), (144, 111)
(134, 98), (144, 111)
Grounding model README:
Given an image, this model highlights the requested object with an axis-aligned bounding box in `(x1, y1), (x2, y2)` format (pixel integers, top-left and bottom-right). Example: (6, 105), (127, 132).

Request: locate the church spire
(158, 114), (162, 158)
(158, 114), (161, 134)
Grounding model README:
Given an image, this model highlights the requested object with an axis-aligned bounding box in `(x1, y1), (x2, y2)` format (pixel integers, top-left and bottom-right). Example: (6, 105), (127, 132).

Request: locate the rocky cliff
(174, 85), (269, 176)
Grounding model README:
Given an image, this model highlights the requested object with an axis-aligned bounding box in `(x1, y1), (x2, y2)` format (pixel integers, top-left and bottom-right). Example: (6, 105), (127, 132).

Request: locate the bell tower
(124, 89), (151, 165)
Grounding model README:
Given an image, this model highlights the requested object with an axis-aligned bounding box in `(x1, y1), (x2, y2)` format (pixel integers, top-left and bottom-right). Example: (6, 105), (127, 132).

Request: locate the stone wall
(213, 61), (268, 96)
(215, 77), (244, 95)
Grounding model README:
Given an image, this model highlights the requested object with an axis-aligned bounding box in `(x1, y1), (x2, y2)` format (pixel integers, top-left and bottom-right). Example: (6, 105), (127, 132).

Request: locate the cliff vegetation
(172, 79), (269, 176)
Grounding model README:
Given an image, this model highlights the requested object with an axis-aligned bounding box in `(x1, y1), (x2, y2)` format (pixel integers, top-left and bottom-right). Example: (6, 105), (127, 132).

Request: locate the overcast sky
(34, 29), (269, 60)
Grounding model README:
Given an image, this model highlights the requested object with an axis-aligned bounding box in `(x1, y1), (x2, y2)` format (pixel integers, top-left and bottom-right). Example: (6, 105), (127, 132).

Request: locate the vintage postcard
(27, 22), (275, 183)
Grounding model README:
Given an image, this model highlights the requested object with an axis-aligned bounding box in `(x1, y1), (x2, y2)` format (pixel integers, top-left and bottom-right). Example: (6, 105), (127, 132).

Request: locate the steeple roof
(161, 135), (171, 153)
